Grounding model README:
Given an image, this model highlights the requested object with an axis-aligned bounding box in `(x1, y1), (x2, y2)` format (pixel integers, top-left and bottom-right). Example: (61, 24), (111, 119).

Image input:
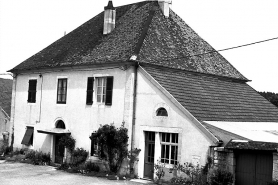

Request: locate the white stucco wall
(12, 66), (135, 160)
(135, 70), (214, 179)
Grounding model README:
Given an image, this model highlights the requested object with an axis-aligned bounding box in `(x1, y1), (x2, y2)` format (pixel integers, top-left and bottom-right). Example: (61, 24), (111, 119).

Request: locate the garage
(235, 150), (273, 185)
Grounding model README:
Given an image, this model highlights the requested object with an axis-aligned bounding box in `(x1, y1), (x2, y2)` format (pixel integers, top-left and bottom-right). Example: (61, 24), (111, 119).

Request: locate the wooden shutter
(105, 76), (113, 105)
(86, 77), (94, 105)
(28, 80), (37, 103)
(21, 127), (34, 145)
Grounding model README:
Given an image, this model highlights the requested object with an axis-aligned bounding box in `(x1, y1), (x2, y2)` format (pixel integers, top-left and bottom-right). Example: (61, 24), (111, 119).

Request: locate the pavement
(0, 161), (155, 185)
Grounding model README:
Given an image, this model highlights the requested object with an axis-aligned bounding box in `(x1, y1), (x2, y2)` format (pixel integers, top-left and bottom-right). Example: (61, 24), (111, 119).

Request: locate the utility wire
(161, 37), (278, 61)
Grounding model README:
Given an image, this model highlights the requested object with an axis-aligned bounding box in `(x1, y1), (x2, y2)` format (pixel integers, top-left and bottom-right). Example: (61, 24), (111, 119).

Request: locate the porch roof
(37, 128), (71, 135)
(204, 121), (278, 143)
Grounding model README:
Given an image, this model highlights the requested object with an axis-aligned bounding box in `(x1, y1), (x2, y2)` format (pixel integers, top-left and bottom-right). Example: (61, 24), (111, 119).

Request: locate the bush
(91, 123), (128, 173)
(25, 150), (51, 165)
(170, 177), (190, 185)
(71, 148), (88, 166)
(207, 167), (233, 185)
(84, 161), (100, 172)
(58, 135), (76, 153)
(57, 162), (69, 171)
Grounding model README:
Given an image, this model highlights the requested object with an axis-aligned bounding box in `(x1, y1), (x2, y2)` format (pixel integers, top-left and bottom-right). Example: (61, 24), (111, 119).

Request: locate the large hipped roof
(10, 1), (247, 80)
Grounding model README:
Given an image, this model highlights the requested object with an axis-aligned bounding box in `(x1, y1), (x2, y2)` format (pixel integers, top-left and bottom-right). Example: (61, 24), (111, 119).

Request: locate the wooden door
(235, 151), (273, 185)
(144, 131), (155, 179)
(55, 135), (65, 164)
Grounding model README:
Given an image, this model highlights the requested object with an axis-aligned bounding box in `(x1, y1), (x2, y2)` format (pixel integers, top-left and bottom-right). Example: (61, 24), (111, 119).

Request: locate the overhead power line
(162, 37), (278, 61)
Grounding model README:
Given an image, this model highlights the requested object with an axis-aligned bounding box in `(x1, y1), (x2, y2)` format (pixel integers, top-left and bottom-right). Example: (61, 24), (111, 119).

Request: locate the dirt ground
(0, 161), (154, 185)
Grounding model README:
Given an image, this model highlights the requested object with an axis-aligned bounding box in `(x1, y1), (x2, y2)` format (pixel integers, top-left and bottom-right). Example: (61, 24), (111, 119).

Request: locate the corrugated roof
(143, 65), (278, 122)
(10, 1), (246, 80)
(0, 78), (13, 117)
(204, 121), (278, 143)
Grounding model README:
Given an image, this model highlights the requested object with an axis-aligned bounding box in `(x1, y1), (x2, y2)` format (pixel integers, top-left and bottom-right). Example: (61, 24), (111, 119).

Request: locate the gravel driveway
(0, 161), (154, 185)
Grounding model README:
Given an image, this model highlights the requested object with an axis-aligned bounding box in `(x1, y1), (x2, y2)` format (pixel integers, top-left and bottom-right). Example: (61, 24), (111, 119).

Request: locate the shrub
(84, 161), (100, 172)
(170, 177), (190, 185)
(71, 148), (88, 166)
(25, 150), (51, 165)
(207, 167), (233, 185)
(58, 135), (76, 153)
(57, 162), (69, 171)
(91, 123), (128, 173)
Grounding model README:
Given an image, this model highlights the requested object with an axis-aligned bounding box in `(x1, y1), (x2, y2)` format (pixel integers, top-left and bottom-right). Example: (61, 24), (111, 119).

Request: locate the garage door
(235, 151), (273, 185)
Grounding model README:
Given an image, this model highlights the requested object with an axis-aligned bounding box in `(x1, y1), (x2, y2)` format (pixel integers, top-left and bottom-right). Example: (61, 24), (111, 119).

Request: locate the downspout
(37, 74), (43, 123)
(131, 61), (139, 151)
(10, 73), (17, 150)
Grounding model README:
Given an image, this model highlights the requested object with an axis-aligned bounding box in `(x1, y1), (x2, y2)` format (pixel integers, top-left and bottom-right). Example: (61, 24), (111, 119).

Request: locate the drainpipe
(10, 73), (18, 150)
(130, 61), (139, 151)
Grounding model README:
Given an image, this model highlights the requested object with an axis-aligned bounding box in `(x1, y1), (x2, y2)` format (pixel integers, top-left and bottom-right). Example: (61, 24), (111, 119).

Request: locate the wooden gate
(235, 151), (273, 185)
(144, 131), (155, 179)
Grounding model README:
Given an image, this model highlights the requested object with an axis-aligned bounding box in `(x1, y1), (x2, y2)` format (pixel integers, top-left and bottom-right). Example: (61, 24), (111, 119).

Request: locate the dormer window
(156, 108), (168, 116)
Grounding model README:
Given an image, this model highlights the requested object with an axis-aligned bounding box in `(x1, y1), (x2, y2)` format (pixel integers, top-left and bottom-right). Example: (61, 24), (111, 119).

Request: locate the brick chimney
(158, 0), (172, 18)
(103, 0), (116, 35)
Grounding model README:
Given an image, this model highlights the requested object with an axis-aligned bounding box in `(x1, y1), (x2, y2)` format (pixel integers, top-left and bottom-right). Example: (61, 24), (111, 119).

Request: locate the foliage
(128, 148), (141, 174)
(259, 91), (278, 108)
(170, 177), (191, 185)
(25, 150), (51, 165)
(207, 167), (233, 185)
(91, 123), (129, 173)
(202, 156), (213, 175)
(154, 159), (165, 180)
(268, 179), (278, 185)
(170, 162), (206, 185)
(57, 162), (69, 171)
(84, 161), (100, 172)
(0, 139), (11, 155)
(71, 148), (88, 166)
(58, 135), (76, 153)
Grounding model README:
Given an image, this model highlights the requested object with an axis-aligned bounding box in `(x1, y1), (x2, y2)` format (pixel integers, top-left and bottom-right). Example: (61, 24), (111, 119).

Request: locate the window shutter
(86, 77), (94, 105)
(105, 76), (113, 105)
(21, 127), (34, 145)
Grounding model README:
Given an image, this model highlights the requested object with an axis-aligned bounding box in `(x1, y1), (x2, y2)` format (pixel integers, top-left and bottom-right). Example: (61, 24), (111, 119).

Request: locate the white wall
(135, 70), (214, 179)
(12, 66), (135, 158)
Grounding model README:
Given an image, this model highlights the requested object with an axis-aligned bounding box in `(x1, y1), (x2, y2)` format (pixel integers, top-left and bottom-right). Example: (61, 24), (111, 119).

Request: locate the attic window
(156, 108), (168, 117)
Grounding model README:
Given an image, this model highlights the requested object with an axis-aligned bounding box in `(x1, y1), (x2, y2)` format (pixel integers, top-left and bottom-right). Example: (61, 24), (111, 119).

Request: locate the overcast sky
(0, 0), (277, 93)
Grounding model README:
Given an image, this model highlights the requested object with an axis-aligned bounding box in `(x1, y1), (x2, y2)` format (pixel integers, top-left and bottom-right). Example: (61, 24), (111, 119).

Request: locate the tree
(258, 91), (278, 108)
(90, 123), (128, 173)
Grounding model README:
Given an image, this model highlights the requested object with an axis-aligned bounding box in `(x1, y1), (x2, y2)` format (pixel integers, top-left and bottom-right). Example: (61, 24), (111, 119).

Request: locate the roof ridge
(133, 2), (157, 56)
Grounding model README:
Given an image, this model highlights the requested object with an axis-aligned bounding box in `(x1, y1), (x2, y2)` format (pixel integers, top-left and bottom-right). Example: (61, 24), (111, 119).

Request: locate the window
(56, 120), (65, 129)
(156, 108), (168, 116)
(57, 78), (67, 104)
(96, 76), (113, 105)
(28, 80), (37, 103)
(21, 127), (34, 146)
(86, 77), (94, 105)
(161, 133), (178, 165)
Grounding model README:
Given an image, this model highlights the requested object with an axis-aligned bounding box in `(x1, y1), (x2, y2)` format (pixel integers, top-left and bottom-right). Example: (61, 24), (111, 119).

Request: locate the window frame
(95, 76), (113, 106)
(27, 79), (37, 103)
(160, 133), (178, 165)
(57, 78), (68, 104)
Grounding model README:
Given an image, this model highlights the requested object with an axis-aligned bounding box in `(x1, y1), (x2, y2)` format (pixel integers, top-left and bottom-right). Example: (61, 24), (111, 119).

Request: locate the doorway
(54, 135), (65, 164)
(144, 131), (155, 179)
(235, 150), (273, 185)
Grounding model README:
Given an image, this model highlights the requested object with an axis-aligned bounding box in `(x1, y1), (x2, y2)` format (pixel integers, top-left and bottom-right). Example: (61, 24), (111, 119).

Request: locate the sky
(0, 0), (278, 93)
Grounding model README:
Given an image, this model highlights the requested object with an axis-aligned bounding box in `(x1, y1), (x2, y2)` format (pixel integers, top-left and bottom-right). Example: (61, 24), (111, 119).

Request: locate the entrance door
(235, 151), (273, 185)
(144, 131), (155, 179)
(55, 135), (65, 164)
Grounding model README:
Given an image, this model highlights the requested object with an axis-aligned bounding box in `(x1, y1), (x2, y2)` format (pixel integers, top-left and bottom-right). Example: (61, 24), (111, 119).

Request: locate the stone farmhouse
(8, 1), (278, 184)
